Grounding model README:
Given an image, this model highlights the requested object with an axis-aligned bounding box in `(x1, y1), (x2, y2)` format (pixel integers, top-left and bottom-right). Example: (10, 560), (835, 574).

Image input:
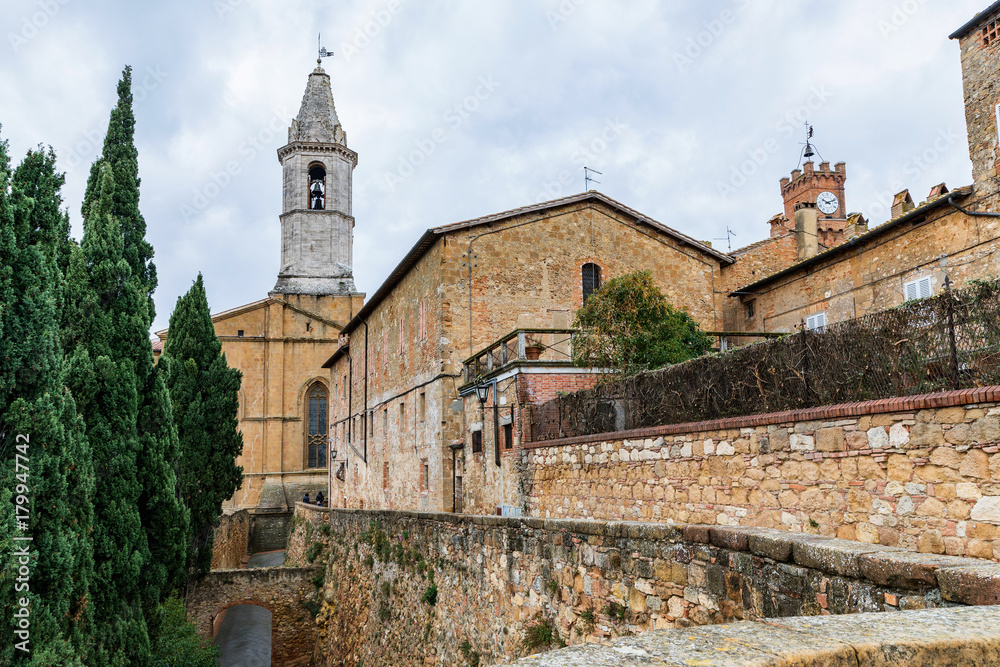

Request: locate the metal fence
(529, 279), (1000, 441)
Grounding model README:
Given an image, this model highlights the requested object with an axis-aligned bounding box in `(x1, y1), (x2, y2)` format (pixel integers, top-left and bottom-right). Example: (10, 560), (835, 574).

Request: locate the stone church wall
(304, 504), (999, 667)
(523, 387), (1000, 561)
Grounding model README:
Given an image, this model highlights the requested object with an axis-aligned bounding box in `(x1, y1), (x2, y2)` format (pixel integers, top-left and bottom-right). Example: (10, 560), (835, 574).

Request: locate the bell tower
(272, 63), (359, 296)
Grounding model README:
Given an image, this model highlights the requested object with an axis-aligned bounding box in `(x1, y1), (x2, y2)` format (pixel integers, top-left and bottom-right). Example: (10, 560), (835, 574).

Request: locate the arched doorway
(213, 601), (272, 667)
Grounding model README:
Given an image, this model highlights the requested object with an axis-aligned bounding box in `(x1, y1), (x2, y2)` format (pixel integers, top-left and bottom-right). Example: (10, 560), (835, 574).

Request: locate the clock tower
(772, 161), (849, 250)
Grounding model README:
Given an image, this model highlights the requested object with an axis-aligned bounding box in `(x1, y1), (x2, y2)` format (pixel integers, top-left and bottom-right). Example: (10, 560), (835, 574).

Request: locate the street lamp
(475, 383), (491, 405)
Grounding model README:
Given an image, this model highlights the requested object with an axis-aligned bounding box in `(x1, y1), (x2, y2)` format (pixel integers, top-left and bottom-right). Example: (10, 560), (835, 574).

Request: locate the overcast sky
(0, 0), (987, 332)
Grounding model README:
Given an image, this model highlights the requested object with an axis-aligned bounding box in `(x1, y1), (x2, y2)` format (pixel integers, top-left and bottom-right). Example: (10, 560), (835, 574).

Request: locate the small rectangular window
(983, 18), (999, 47)
(383, 462), (389, 491)
(472, 430), (482, 453)
(745, 300), (755, 320)
(418, 392), (426, 422)
(383, 408), (388, 434)
(399, 401), (406, 425)
(237, 330), (244, 337)
(805, 312), (827, 333)
(503, 423), (513, 450)
(904, 276), (932, 301)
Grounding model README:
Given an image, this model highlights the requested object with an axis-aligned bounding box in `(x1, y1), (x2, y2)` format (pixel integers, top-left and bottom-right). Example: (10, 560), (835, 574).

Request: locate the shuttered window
(805, 312), (826, 333)
(904, 276), (932, 301)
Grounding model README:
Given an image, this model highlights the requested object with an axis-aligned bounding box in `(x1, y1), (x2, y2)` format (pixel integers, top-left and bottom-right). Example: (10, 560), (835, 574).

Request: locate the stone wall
(303, 504), (1000, 667)
(506, 605), (1000, 666)
(524, 388), (1000, 561)
(249, 512), (293, 553)
(186, 565), (324, 667)
(211, 508), (250, 570)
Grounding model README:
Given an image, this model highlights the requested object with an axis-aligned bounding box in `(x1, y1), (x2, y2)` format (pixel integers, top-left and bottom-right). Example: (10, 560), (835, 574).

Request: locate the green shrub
(421, 584), (438, 606)
(459, 639), (480, 667)
(150, 596), (219, 667)
(306, 541), (324, 563)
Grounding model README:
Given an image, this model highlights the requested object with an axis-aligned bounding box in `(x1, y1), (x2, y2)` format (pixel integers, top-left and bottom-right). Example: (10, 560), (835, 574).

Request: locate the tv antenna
(713, 226), (737, 252)
(584, 167), (602, 191)
(317, 34), (334, 64)
(796, 123), (824, 169)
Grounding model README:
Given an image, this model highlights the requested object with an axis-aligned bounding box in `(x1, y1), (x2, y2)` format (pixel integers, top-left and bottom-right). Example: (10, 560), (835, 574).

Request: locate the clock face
(817, 191), (839, 215)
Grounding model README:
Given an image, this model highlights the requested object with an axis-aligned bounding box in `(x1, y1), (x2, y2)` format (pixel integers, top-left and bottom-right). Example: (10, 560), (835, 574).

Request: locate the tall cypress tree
(160, 275), (243, 580)
(80, 66), (187, 613)
(64, 164), (151, 666)
(0, 140), (94, 666)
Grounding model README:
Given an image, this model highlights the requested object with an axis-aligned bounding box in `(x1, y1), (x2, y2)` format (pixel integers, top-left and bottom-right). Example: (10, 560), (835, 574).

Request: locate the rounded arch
(581, 261), (604, 305)
(307, 161), (327, 210)
(211, 599), (272, 638)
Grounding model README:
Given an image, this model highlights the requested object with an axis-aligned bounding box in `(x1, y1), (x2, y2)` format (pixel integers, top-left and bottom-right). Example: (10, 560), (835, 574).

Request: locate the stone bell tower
(272, 63), (359, 296)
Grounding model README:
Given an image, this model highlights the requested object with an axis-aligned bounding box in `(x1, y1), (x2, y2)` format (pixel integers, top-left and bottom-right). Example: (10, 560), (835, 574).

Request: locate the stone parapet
(524, 388), (1000, 560)
(306, 505), (1000, 666)
(505, 605), (1000, 666)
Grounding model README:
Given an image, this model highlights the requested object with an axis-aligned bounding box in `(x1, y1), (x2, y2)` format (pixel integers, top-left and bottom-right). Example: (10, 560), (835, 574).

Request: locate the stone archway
(186, 566), (322, 667)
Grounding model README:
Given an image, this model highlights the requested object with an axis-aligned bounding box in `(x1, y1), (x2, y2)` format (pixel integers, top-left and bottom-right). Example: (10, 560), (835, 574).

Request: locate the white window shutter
(918, 276), (932, 299)
(905, 281), (918, 301)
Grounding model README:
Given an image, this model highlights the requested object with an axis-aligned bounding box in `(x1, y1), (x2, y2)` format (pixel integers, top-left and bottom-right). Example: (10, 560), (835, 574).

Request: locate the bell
(311, 182), (323, 195)
(803, 143), (815, 159)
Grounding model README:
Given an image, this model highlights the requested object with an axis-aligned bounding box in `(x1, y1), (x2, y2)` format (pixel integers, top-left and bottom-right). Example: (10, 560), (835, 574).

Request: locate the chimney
(891, 190), (915, 218)
(794, 202), (819, 260)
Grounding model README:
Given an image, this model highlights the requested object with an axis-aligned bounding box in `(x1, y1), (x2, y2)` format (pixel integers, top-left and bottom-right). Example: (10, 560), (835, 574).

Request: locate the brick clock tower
(951, 6), (1000, 201)
(772, 161), (849, 250)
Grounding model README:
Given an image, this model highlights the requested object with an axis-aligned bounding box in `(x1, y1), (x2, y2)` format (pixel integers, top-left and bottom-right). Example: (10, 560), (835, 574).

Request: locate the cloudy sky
(0, 0), (987, 332)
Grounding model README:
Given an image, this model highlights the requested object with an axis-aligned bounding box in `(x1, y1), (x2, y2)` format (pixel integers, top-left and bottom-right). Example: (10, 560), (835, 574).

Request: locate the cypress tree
(64, 164), (151, 666)
(160, 275), (243, 580)
(0, 139), (94, 666)
(80, 66), (188, 612)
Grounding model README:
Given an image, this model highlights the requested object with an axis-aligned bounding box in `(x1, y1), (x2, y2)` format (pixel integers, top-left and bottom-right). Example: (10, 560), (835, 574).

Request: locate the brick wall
(523, 387), (1000, 561)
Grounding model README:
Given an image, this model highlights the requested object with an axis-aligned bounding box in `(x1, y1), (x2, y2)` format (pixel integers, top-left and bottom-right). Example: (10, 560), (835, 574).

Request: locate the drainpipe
(947, 193), (1000, 218)
(361, 321), (369, 463)
(492, 379), (500, 468)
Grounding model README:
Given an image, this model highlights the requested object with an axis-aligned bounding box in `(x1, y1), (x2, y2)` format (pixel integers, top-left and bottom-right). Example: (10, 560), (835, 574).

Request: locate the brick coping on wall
(504, 605), (1000, 666)
(305, 505), (1000, 607)
(523, 385), (1000, 450)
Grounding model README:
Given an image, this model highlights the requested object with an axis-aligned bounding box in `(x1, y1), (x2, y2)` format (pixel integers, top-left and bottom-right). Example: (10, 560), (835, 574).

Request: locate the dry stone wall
(524, 389), (1000, 561)
(299, 504), (1000, 667)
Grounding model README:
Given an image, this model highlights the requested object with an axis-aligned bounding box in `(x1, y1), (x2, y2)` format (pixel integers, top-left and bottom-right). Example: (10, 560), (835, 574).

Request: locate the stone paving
(213, 604), (272, 667)
(247, 550), (286, 568)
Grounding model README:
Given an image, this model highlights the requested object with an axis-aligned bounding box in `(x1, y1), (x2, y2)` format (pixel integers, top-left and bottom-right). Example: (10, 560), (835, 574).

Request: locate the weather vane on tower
(317, 34), (334, 64)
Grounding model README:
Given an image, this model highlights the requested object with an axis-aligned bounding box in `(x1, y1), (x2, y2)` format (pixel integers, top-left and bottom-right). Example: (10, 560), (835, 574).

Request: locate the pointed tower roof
(288, 65), (346, 145)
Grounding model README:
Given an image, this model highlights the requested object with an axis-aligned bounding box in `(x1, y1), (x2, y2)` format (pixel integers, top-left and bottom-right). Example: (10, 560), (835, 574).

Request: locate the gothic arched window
(582, 263), (602, 303)
(307, 383), (328, 469)
(308, 164), (326, 210)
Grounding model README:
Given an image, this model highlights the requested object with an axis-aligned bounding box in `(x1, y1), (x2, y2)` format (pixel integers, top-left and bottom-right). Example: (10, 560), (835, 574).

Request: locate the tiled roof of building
(336, 191), (732, 338)
(949, 1), (1000, 39)
(731, 185), (972, 296)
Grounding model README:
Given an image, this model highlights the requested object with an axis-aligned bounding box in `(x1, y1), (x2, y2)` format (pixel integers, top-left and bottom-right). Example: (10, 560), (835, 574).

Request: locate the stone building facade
(323, 195), (733, 514)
